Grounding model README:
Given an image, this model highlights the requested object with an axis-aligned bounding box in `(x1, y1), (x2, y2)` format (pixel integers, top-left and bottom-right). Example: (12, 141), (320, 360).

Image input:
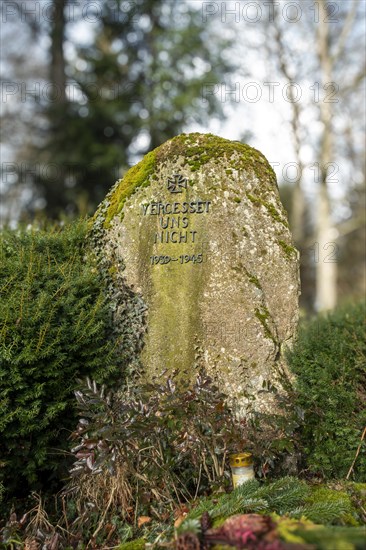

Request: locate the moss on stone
(155, 133), (277, 185)
(141, 211), (206, 378)
(101, 149), (157, 227)
(108, 265), (117, 276)
(243, 266), (261, 289)
(96, 133), (278, 229)
(255, 307), (275, 342)
(278, 240), (297, 259)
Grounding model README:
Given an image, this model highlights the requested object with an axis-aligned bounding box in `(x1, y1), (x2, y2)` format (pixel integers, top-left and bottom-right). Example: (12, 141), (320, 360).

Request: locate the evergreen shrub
(0, 220), (120, 501)
(288, 302), (366, 480)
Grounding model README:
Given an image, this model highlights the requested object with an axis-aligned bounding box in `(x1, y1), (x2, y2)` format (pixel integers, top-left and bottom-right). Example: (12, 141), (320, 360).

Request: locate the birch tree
(264, 0), (365, 311)
(314, 0), (362, 311)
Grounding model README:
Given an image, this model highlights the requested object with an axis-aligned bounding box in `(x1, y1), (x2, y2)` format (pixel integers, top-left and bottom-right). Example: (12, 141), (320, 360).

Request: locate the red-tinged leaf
(75, 450), (92, 459)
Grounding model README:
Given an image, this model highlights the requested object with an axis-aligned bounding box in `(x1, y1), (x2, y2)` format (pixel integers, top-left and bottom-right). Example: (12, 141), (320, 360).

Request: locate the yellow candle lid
(229, 452), (253, 467)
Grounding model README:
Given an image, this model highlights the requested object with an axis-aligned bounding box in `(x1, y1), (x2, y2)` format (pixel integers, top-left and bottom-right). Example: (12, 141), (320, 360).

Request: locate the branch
(331, 0), (360, 64)
(270, 3), (304, 174)
(340, 66), (366, 97)
(346, 426), (366, 480)
(91, 485), (116, 541)
(336, 217), (366, 239)
(302, 216), (365, 247)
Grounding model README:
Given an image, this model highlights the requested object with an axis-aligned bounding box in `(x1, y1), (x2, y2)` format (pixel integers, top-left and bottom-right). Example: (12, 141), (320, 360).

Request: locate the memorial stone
(93, 133), (300, 405)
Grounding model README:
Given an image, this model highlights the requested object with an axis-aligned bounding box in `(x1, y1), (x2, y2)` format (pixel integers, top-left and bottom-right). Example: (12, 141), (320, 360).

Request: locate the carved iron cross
(167, 174), (187, 193)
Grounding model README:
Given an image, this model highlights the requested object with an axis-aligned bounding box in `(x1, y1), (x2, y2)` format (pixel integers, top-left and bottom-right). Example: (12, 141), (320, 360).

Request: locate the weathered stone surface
(93, 133), (300, 404)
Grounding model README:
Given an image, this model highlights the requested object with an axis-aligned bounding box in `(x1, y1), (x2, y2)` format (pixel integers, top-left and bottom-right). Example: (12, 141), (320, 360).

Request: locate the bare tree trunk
(271, 3), (305, 245)
(287, 84), (305, 245)
(50, 0), (66, 105)
(315, 0), (337, 311)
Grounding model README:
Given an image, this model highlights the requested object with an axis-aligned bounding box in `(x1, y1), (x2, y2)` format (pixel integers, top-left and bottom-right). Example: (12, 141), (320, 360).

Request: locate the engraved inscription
(150, 254), (203, 265)
(142, 175), (211, 266)
(154, 230), (197, 244)
(141, 200), (211, 215)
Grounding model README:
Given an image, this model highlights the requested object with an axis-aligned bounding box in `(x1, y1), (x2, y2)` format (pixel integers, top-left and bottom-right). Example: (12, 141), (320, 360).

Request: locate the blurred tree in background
(1, 0), (233, 218)
(263, 0), (365, 311)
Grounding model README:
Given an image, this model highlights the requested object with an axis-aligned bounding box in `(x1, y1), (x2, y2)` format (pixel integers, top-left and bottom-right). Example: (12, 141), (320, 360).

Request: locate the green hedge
(288, 302), (366, 480)
(0, 220), (121, 502)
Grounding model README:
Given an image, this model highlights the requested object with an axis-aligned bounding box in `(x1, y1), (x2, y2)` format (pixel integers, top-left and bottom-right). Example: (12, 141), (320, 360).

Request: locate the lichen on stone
(246, 193), (289, 229)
